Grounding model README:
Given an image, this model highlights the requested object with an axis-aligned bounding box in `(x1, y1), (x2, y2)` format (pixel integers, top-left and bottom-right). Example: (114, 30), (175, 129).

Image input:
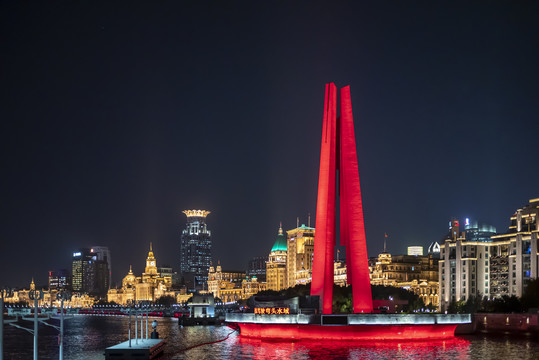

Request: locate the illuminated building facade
(207, 264), (266, 303)
(439, 219), (498, 310)
(180, 210), (212, 291)
(407, 246), (424, 256)
(334, 261), (348, 287)
(370, 251), (439, 307)
(489, 198), (538, 298)
(107, 244), (174, 304)
(248, 256), (267, 282)
(48, 269), (70, 290)
(207, 263), (246, 299)
(286, 224), (315, 287)
(266, 225), (287, 291)
(158, 265), (180, 289)
(219, 277), (267, 303)
(5, 279), (95, 308)
(71, 248), (109, 296)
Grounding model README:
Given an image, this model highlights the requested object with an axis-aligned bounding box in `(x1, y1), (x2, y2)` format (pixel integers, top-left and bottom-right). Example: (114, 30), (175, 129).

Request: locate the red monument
(311, 83), (372, 314)
(225, 83), (470, 340)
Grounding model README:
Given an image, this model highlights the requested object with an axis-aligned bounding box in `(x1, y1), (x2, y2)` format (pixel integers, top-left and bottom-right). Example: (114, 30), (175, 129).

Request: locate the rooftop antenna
(337, 249), (340, 262)
(384, 233), (388, 253)
(297, 217), (299, 228)
(308, 213), (311, 227)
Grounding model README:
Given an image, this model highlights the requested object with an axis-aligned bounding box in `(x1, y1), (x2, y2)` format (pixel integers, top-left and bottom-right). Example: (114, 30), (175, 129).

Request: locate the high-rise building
(247, 256), (267, 282)
(286, 224), (315, 287)
(266, 225), (287, 291)
(72, 248), (109, 297)
(180, 210), (212, 291)
(48, 269), (70, 290)
(91, 246), (111, 289)
(72, 249), (96, 294)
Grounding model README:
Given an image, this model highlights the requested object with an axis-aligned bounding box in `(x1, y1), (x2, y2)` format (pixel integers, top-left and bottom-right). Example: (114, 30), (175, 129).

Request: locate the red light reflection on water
(234, 336), (471, 359)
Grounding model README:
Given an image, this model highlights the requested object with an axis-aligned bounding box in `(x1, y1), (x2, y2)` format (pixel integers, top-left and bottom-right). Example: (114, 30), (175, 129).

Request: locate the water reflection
(234, 337), (471, 360)
(3, 316), (539, 359)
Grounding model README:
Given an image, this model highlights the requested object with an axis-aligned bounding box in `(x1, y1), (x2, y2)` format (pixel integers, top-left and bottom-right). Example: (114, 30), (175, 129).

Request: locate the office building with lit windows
(72, 248), (109, 297)
(489, 198), (538, 298)
(48, 269), (70, 290)
(180, 210), (212, 291)
(439, 220), (496, 310)
(439, 199), (539, 310)
(286, 224), (315, 287)
(72, 249), (96, 294)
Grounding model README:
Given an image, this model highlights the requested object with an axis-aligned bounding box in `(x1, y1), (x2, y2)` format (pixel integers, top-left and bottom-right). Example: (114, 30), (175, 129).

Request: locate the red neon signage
(254, 307), (290, 315)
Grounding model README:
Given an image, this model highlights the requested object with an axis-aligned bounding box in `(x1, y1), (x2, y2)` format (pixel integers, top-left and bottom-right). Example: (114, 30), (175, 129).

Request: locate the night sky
(1, 2), (538, 288)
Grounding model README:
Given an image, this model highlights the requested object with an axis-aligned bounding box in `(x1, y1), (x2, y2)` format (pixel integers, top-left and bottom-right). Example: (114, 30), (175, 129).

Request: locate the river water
(3, 316), (539, 359)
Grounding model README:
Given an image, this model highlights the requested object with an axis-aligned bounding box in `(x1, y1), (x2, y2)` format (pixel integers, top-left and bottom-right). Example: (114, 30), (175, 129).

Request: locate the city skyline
(2, 2), (538, 288)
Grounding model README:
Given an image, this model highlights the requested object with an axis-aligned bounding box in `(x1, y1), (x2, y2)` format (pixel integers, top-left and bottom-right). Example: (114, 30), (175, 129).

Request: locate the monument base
(226, 313), (471, 341)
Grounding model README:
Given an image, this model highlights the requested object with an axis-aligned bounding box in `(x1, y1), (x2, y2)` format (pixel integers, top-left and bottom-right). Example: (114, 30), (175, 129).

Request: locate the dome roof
(123, 265), (136, 282)
(271, 224), (287, 252)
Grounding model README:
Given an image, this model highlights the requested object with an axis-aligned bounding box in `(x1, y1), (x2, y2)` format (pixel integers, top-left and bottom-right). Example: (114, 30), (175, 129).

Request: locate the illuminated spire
(279, 222), (283, 235)
(129, 265), (133, 274)
(147, 243), (155, 259)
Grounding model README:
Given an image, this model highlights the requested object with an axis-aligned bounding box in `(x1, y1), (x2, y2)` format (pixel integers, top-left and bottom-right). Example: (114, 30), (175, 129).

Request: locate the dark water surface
(3, 316), (539, 359)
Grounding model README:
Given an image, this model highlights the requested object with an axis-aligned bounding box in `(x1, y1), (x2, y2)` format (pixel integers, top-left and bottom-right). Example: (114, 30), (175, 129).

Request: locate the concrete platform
(105, 339), (165, 360)
(226, 313), (471, 341)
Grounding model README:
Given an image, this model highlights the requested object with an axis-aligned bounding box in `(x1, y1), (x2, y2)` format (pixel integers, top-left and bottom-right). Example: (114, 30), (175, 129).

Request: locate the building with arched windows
(107, 244), (174, 304)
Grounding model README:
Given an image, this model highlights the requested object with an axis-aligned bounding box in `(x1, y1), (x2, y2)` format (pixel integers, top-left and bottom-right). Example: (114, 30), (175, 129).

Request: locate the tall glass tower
(180, 210), (212, 291)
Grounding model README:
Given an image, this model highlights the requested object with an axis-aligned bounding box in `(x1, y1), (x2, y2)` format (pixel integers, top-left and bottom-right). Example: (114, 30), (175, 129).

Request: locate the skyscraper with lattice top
(180, 210), (212, 291)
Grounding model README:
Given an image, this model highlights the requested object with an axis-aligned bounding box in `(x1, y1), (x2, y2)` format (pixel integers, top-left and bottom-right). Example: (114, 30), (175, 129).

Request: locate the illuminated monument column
(311, 83), (373, 314)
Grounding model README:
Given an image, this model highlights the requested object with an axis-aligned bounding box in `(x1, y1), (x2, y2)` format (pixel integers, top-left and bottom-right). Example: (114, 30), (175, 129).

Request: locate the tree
(332, 285), (352, 313)
(155, 295), (176, 307)
(521, 278), (539, 311)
